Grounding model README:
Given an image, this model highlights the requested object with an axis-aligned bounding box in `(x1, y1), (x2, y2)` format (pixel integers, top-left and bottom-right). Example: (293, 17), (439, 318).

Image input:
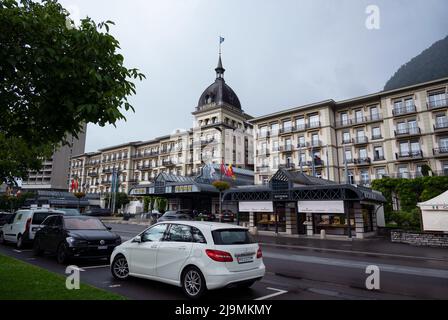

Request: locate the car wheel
(111, 255), (130, 280)
(33, 239), (43, 256)
(16, 234), (24, 249)
(182, 266), (206, 299)
(56, 243), (69, 264)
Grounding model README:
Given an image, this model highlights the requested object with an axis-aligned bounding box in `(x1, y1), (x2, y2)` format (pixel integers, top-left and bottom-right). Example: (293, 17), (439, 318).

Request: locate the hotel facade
(252, 77), (448, 186)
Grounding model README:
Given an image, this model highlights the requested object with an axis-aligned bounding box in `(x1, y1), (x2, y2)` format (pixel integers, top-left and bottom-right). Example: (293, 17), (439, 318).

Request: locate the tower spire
(216, 36), (225, 79)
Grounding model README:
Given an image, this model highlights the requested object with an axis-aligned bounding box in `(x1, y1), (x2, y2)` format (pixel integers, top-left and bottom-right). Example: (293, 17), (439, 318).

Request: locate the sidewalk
(254, 233), (448, 261)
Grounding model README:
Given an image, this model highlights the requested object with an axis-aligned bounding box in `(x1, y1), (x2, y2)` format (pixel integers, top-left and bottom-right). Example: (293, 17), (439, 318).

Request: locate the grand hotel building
(69, 57), (448, 194)
(252, 77), (448, 185)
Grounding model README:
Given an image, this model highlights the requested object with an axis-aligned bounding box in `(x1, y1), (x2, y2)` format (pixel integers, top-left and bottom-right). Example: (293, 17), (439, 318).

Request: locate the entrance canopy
(223, 169), (386, 203)
(129, 164), (254, 197)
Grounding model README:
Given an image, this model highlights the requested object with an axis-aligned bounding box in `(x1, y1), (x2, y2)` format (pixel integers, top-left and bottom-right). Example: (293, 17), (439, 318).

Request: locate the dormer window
(206, 95), (214, 104)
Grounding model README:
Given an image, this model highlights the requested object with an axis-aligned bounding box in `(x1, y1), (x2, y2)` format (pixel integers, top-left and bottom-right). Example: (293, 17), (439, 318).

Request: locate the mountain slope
(384, 35), (448, 91)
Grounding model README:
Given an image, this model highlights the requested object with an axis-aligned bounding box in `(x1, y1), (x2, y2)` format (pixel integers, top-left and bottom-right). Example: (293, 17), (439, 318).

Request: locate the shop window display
(313, 213), (355, 236)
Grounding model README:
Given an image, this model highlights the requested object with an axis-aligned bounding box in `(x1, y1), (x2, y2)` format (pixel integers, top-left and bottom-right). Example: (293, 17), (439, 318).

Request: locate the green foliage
(74, 192), (86, 199)
(143, 196), (150, 212)
(0, 0), (145, 185)
(384, 35), (448, 90)
(371, 176), (448, 229)
(212, 181), (231, 192)
(104, 192), (129, 212)
(156, 197), (167, 214)
(0, 192), (34, 211)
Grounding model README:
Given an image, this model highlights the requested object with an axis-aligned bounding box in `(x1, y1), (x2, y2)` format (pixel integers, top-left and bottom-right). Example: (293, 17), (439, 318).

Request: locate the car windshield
(58, 208), (81, 216)
(212, 229), (254, 245)
(64, 218), (107, 230)
(32, 212), (57, 225)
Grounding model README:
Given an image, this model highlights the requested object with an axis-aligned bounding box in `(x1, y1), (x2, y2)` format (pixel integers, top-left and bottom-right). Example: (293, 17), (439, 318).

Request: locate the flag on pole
(220, 162), (228, 176)
(226, 164), (236, 180)
(219, 36), (225, 44)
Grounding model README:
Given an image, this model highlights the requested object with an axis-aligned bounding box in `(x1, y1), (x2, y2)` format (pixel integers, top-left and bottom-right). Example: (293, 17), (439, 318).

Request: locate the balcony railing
(308, 140), (322, 148)
(279, 145), (294, 152)
(395, 127), (421, 137)
(433, 148), (448, 156)
(427, 98), (448, 110)
(257, 150), (271, 157)
(279, 127), (294, 134)
(279, 163), (295, 170)
(434, 121), (448, 131)
(162, 160), (176, 166)
(395, 151), (423, 160)
(353, 136), (369, 145)
(392, 105), (417, 116)
(102, 168), (112, 174)
(371, 134), (383, 140)
(336, 114), (382, 128)
(307, 159), (324, 167)
(373, 156), (385, 162)
(88, 172), (98, 177)
(354, 157), (371, 165)
(256, 166), (270, 173)
(137, 164), (154, 171)
(307, 121), (321, 129)
(297, 142), (307, 148)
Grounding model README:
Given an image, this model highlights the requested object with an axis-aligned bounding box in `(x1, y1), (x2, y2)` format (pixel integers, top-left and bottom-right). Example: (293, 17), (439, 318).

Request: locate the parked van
(0, 208), (65, 249)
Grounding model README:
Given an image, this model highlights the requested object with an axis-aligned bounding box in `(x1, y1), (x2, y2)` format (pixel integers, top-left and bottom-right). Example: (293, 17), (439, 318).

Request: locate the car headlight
(66, 237), (88, 247)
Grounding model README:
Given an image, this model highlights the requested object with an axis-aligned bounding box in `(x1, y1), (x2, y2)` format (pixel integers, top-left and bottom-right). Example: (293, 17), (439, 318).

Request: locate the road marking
(69, 266), (85, 272)
(109, 284), (121, 288)
(13, 250), (22, 253)
(263, 252), (448, 279)
(260, 242), (448, 262)
(82, 265), (110, 270)
(254, 287), (288, 300)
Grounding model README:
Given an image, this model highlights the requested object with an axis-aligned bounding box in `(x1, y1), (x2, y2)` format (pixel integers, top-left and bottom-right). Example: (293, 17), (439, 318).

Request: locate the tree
(0, 0), (145, 185)
(143, 196), (150, 212)
(74, 191), (85, 210)
(212, 181), (231, 222)
(156, 197), (167, 214)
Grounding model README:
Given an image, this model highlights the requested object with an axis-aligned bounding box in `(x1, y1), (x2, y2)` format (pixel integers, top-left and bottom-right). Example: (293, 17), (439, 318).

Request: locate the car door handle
(178, 246), (187, 250)
(150, 245), (158, 249)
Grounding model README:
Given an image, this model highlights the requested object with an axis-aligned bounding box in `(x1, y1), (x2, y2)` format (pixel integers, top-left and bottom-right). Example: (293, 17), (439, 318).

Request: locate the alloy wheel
(57, 244), (67, 264)
(113, 257), (129, 279)
(17, 235), (23, 249)
(184, 269), (202, 297)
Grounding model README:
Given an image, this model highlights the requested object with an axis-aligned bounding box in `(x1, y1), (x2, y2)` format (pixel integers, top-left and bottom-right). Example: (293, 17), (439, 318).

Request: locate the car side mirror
(106, 226), (112, 231)
(133, 235), (142, 243)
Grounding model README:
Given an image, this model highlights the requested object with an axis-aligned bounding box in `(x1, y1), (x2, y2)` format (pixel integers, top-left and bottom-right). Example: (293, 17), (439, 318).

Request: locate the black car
(220, 210), (235, 223)
(0, 212), (13, 227)
(33, 215), (121, 264)
(157, 211), (193, 222)
(83, 207), (112, 217)
(199, 210), (216, 221)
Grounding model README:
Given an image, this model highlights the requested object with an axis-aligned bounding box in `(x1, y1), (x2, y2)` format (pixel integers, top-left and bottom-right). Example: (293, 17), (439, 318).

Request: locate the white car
(110, 221), (265, 299)
(0, 208), (66, 249)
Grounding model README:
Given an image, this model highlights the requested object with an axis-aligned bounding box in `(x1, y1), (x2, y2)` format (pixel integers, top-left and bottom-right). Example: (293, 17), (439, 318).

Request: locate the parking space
(0, 241), (291, 300)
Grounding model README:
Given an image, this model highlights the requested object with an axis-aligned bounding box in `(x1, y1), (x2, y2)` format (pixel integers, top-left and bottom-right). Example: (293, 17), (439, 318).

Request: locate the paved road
(1, 222), (447, 300)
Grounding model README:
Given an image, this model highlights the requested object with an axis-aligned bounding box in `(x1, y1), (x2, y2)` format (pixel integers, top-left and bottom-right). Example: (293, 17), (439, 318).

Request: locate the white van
(0, 208), (65, 249)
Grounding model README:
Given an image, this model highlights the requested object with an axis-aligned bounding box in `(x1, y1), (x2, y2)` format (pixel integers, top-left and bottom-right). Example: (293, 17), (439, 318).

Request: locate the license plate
(98, 246), (108, 250)
(237, 256), (253, 264)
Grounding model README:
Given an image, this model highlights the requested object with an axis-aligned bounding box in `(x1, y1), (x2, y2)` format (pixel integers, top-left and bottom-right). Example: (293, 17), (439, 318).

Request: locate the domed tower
(192, 54), (254, 172)
(196, 55), (242, 113)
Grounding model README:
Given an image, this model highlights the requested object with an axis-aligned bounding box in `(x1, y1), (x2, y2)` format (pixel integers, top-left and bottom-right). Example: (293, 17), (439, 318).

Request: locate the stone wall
(391, 230), (448, 248)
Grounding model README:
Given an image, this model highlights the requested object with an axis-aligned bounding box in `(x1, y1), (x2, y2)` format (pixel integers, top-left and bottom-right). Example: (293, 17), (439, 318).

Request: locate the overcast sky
(59, 0), (448, 152)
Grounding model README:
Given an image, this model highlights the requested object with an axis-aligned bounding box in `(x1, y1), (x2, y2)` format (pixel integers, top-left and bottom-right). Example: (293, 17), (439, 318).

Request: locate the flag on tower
(219, 36), (225, 44)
